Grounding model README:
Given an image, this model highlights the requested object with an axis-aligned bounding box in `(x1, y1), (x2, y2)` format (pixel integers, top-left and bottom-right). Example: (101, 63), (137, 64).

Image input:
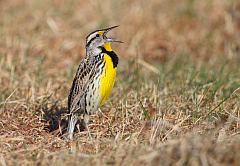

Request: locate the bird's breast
(99, 53), (117, 106)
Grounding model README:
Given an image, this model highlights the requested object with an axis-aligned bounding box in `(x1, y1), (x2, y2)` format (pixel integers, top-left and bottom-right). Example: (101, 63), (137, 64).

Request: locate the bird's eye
(96, 34), (100, 37)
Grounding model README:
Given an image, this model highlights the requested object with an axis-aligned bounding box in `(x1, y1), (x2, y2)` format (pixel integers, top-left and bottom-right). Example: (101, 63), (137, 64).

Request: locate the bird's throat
(103, 42), (112, 52)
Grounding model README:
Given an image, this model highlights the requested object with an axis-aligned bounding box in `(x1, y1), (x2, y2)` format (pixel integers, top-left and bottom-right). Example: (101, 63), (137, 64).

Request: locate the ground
(0, 0), (240, 165)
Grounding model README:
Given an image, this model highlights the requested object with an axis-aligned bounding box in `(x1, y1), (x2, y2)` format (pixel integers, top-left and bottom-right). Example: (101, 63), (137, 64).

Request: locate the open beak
(103, 25), (123, 43)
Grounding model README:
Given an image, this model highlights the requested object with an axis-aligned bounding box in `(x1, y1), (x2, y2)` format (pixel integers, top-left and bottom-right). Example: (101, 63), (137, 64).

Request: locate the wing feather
(68, 57), (98, 114)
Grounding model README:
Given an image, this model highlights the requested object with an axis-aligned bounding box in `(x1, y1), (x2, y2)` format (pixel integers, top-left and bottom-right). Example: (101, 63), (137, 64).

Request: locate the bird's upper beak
(103, 25), (123, 43)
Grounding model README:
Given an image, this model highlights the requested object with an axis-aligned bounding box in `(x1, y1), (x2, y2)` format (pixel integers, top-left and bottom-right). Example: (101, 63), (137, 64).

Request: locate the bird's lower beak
(103, 25), (123, 43)
(106, 38), (123, 43)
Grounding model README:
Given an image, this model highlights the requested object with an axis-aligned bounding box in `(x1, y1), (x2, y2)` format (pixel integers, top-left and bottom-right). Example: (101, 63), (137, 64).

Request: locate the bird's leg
(67, 114), (78, 140)
(76, 124), (80, 133)
(84, 114), (92, 140)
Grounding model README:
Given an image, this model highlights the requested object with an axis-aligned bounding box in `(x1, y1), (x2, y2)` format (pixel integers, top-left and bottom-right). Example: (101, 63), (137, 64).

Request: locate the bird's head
(86, 25), (122, 52)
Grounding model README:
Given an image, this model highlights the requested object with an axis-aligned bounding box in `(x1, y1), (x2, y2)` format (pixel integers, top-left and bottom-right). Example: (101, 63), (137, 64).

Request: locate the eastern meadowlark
(67, 25), (122, 139)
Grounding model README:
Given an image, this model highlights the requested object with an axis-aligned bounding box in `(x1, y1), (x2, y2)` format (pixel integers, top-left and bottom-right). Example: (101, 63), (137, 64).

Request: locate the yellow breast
(99, 43), (117, 106)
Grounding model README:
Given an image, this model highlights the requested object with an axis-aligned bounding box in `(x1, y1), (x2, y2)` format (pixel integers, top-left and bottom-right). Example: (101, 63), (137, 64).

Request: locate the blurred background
(1, 0), (239, 68)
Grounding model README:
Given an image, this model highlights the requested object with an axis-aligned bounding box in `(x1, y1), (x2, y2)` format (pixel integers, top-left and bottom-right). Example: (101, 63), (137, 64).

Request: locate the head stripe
(86, 35), (97, 47)
(86, 31), (104, 47)
(97, 31), (104, 35)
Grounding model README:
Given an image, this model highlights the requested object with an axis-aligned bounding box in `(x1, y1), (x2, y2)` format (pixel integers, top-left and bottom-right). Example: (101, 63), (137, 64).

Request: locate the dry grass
(0, 0), (240, 165)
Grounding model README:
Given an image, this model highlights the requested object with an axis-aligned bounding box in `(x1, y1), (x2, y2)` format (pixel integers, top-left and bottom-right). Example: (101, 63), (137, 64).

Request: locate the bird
(67, 25), (122, 139)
